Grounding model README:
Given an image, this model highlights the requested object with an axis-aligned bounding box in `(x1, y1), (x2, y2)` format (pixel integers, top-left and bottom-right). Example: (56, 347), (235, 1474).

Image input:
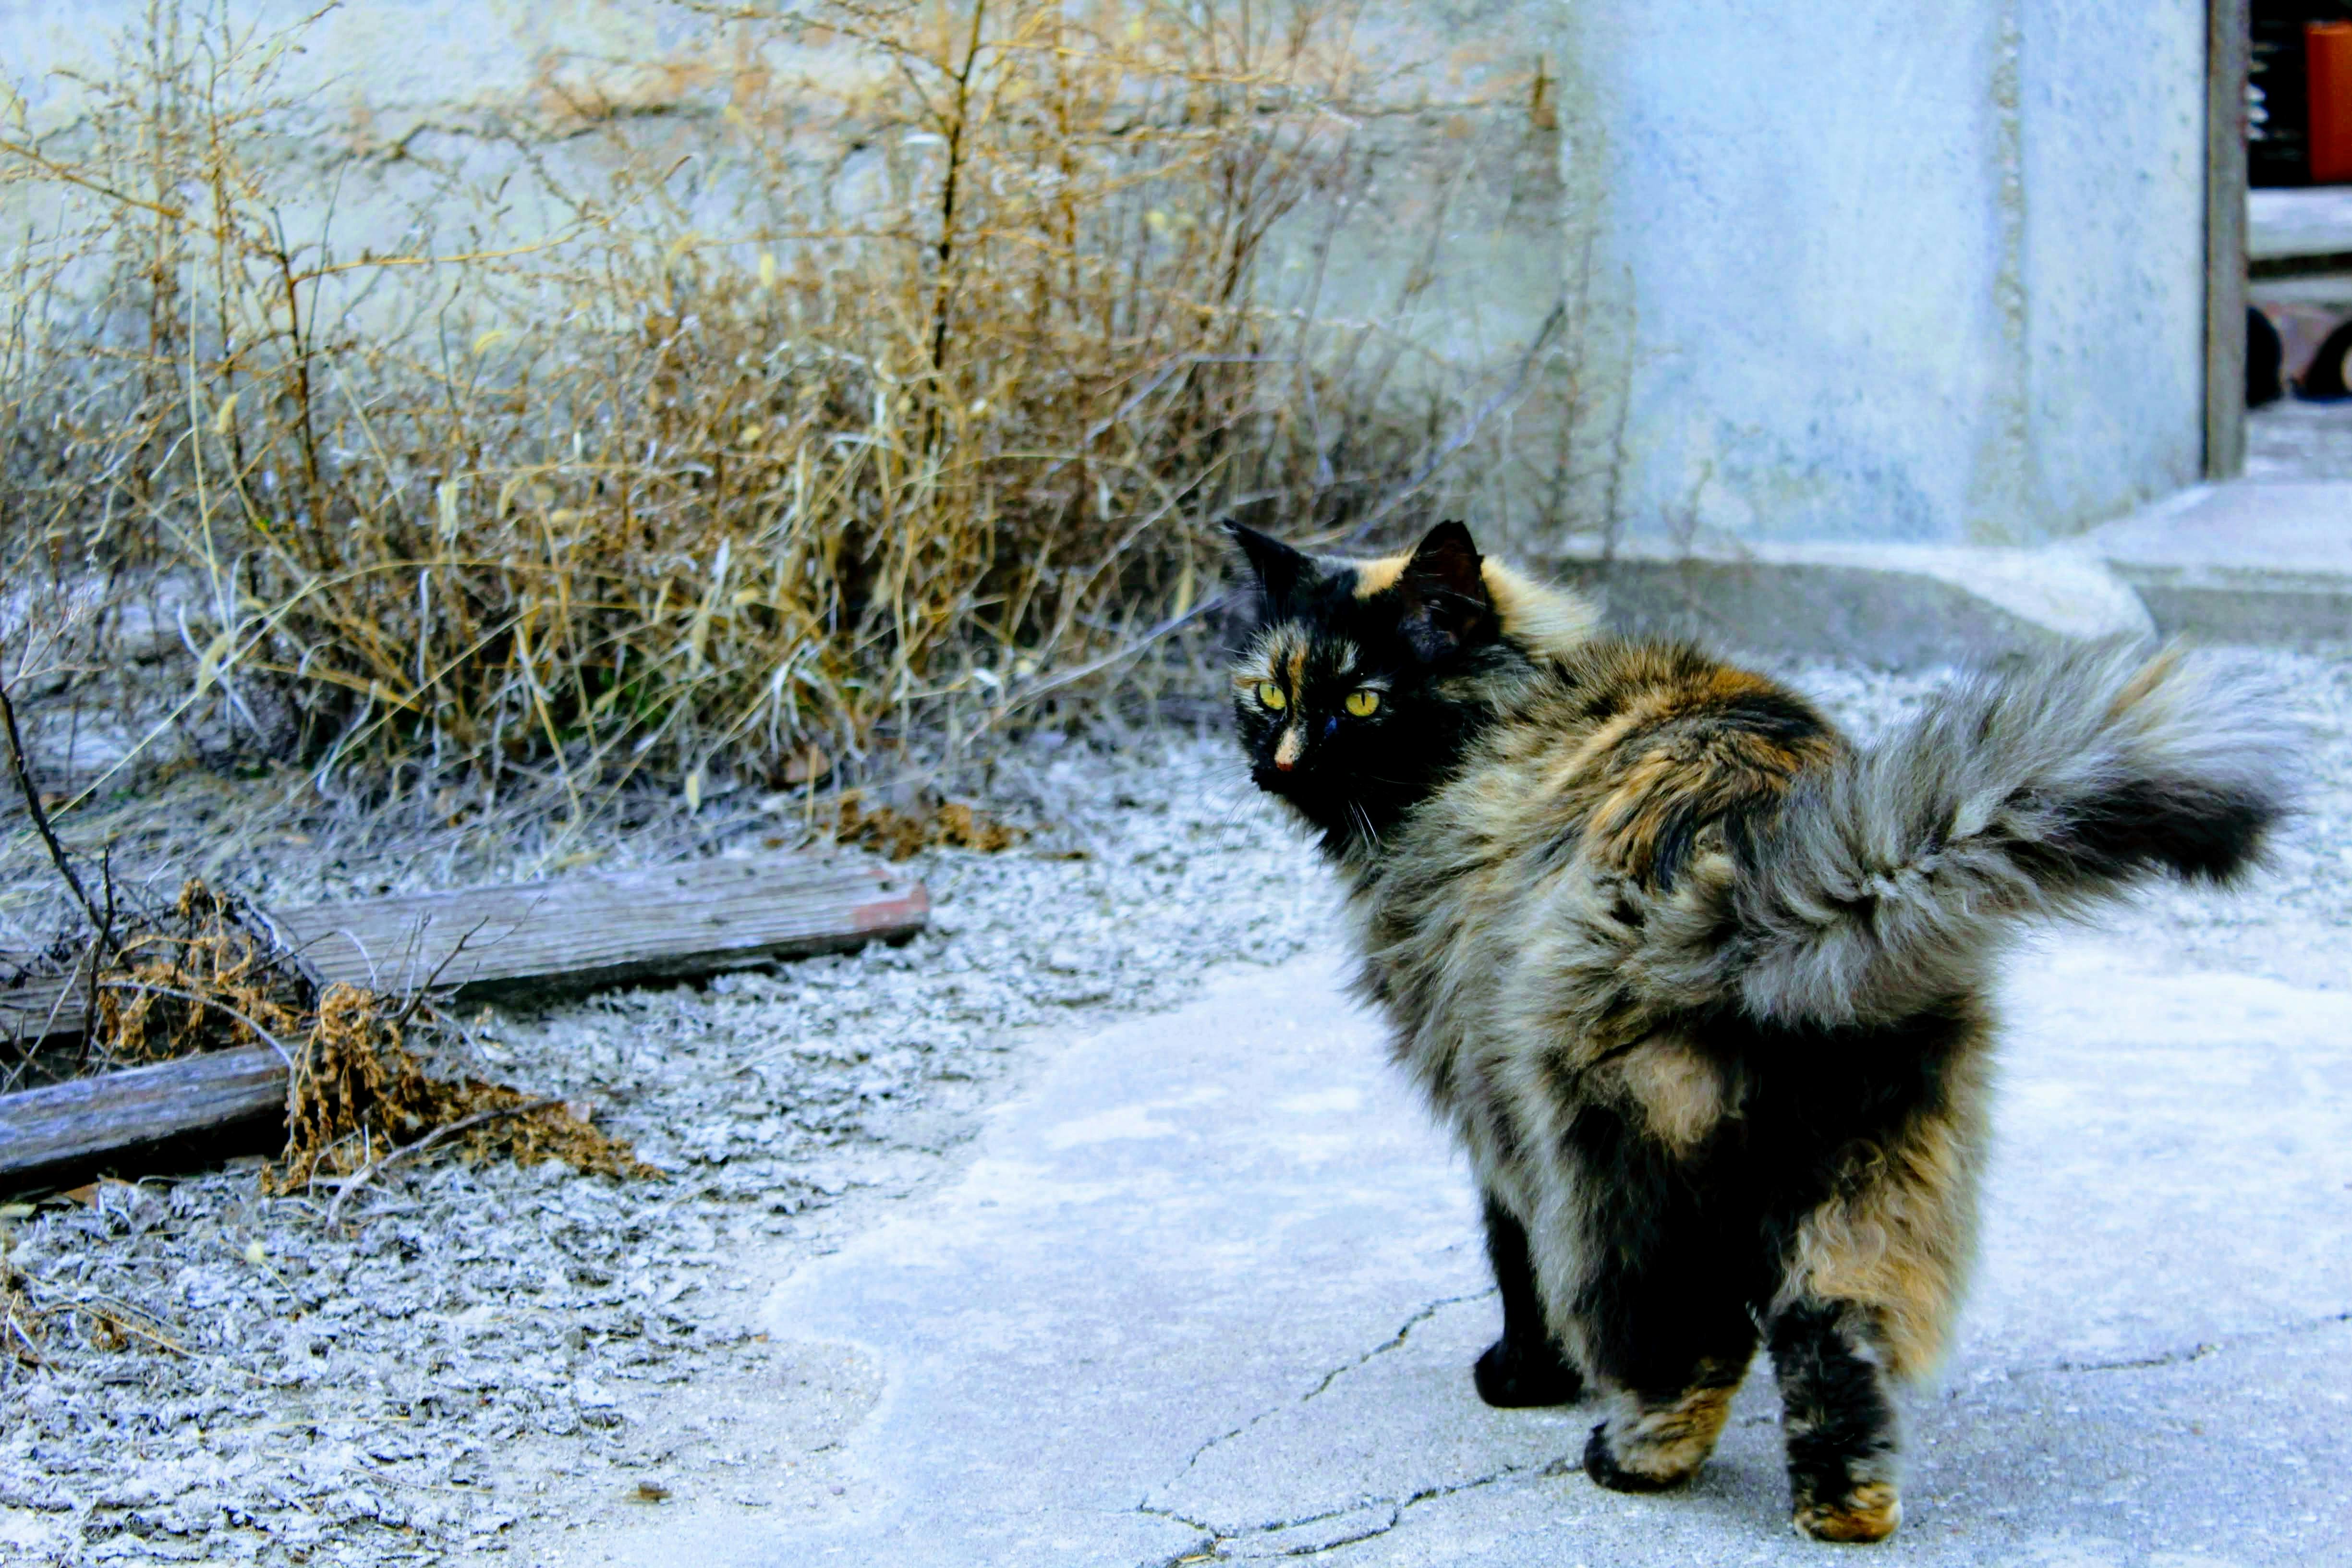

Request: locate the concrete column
(1556, 0), (2208, 547)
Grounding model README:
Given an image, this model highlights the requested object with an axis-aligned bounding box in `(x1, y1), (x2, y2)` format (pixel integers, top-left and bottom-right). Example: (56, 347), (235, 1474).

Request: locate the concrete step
(1553, 479), (2350, 664)
(2251, 186), (2352, 267)
(2087, 481), (2352, 645)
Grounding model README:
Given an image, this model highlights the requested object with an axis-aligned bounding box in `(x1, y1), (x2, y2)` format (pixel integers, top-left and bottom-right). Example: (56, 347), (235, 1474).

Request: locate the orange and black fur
(1226, 520), (2295, 1542)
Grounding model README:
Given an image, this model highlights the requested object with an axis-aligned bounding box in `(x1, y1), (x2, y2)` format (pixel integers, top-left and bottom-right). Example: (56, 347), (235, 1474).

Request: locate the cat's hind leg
(1763, 1057), (1987, 1541)
(1581, 1355), (1751, 1492)
(1577, 1285), (1758, 1491)
(1769, 1299), (1903, 1543)
(1474, 1192), (1585, 1408)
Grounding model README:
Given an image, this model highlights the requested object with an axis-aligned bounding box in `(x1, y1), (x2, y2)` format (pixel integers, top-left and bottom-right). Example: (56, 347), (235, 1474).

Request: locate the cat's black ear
(1396, 521), (1496, 663)
(1225, 522), (1314, 616)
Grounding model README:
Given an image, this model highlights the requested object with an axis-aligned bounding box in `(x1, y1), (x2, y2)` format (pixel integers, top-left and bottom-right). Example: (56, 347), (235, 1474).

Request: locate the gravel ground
(0, 729), (1337, 1565)
(3, 644), (2346, 1566)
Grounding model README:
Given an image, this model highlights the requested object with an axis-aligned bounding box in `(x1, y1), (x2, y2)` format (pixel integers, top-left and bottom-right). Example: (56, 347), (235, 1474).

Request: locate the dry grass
(268, 980), (649, 1195)
(831, 791), (1026, 859)
(0, 0), (1520, 818)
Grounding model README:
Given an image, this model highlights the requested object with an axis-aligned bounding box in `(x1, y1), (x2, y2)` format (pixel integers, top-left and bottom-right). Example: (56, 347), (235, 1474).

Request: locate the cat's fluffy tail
(1718, 643), (2297, 1029)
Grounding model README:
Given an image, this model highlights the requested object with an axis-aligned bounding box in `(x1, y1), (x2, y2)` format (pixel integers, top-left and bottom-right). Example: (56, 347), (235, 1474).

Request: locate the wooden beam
(2207, 0), (2251, 479)
(0, 852), (927, 1185)
(0, 1045), (284, 1181)
(0, 977), (87, 1045)
(270, 852), (928, 998)
(0, 853), (925, 1036)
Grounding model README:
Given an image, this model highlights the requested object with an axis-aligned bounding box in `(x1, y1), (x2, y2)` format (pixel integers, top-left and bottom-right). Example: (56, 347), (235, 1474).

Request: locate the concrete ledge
(2087, 481), (2352, 645)
(1550, 539), (2155, 667)
(2109, 570), (2352, 645)
(1548, 480), (2350, 665)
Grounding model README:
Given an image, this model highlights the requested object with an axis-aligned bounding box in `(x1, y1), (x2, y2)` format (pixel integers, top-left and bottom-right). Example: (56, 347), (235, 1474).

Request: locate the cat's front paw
(1581, 1421), (1693, 1493)
(1473, 1337), (1585, 1408)
(1791, 1481), (1902, 1544)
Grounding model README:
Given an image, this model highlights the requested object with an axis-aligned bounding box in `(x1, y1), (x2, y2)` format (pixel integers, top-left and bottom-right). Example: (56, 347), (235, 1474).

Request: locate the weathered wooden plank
(0, 852), (929, 1033)
(0, 1045), (284, 1180)
(0, 852), (926, 1182)
(271, 852), (929, 997)
(0, 979), (87, 1045)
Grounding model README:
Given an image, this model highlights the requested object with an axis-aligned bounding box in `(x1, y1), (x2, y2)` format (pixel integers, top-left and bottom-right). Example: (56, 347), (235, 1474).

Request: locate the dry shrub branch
(94, 881), (305, 1067)
(269, 981), (649, 1194)
(0, 0), (1495, 807)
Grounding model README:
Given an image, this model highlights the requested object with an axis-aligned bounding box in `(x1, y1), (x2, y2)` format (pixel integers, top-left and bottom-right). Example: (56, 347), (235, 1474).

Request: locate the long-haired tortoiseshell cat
(1226, 520), (2293, 1543)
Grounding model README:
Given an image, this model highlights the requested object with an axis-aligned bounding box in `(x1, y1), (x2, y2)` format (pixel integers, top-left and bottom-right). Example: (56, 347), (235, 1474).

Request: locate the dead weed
(13, 877), (648, 1199)
(94, 882), (306, 1067)
(829, 793), (1026, 860)
(268, 982), (649, 1193)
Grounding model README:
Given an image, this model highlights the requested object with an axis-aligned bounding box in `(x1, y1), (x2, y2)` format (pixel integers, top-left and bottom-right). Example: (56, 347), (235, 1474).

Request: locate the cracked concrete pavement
(567, 935), (2352, 1567)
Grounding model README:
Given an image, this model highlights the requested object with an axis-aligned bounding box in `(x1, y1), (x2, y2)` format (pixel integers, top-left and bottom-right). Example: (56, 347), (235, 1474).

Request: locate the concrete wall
(1555, 0), (2208, 546)
(0, 0), (2212, 550)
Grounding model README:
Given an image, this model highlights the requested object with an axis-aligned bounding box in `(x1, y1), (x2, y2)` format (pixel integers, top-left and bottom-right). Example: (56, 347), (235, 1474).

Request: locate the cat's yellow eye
(1256, 680), (1287, 711)
(1345, 689), (1381, 717)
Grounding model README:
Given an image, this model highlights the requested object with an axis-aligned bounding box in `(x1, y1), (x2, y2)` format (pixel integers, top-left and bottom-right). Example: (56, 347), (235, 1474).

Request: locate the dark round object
(2247, 305), (2286, 408)
(2295, 316), (2352, 402)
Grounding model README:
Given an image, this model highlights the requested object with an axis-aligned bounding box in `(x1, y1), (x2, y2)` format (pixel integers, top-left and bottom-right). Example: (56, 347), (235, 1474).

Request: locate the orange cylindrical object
(2308, 23), (2352, 184)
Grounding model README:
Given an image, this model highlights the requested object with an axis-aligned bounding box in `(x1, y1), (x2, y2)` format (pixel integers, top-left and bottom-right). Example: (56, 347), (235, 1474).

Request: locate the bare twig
(1337, 297), (1571, 547)
(76, 933), (102, 1074)
(0, 665), (116, 960)
(323, 1096), (561, 1228)
(981, 594), (1225, 729)
(390, 914), (494, 1027)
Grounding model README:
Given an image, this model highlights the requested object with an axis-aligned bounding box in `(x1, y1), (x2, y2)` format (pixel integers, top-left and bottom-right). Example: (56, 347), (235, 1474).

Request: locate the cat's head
(1225, 519), (1549, 844)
